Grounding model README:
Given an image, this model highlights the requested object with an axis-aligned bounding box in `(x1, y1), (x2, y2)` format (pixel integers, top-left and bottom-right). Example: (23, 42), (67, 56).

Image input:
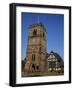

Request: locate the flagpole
(38, 16), (39, 23)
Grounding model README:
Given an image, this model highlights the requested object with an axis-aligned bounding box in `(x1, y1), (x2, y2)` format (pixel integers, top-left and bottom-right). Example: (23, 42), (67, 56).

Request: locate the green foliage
(21, 58), (26, 71)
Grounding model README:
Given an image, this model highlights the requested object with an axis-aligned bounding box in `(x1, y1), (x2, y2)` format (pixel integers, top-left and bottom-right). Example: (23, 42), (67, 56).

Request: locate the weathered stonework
(24, 23), (48, 73)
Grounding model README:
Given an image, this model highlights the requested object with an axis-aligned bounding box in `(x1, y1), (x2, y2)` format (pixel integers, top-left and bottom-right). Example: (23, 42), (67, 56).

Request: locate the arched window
(33, 29), (37, 36)
(32, 64), (35, 70)
(32, 54), (35, 61)
(36, 66), (39, 70)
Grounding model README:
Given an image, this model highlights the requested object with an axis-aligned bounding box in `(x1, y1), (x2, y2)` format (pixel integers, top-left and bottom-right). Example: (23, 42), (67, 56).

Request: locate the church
(24, 23), (48, 73)
(22, 22), (64, 76)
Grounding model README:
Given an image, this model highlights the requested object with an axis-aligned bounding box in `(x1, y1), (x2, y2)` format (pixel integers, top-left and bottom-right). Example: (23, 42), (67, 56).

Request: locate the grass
(22, 71), (64, 77)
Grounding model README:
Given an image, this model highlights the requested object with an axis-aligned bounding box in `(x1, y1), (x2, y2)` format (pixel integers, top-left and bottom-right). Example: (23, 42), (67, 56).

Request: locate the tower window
(43, 33), (45, 37)
(36, 66), (39, 70)
(32, 64), (35, 70)
(32, 54), (35, 61)
(33, 29), (37, 36)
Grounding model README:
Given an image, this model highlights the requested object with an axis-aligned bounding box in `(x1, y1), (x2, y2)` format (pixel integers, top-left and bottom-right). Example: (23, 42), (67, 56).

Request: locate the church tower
(24, 23), (47, 73)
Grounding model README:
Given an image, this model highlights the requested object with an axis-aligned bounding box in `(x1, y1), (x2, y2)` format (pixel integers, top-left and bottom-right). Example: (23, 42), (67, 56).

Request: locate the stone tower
(24, 23), (47, 73)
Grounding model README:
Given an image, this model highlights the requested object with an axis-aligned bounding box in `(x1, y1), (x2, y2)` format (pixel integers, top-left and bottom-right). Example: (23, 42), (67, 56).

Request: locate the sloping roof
(53, 53), (63, 61)
(47, 51), (64, 62)
(47, 51), (64, 67)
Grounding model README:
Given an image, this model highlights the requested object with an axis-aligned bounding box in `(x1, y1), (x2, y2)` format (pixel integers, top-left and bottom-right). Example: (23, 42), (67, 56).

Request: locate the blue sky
(21, 12), (64, 60)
